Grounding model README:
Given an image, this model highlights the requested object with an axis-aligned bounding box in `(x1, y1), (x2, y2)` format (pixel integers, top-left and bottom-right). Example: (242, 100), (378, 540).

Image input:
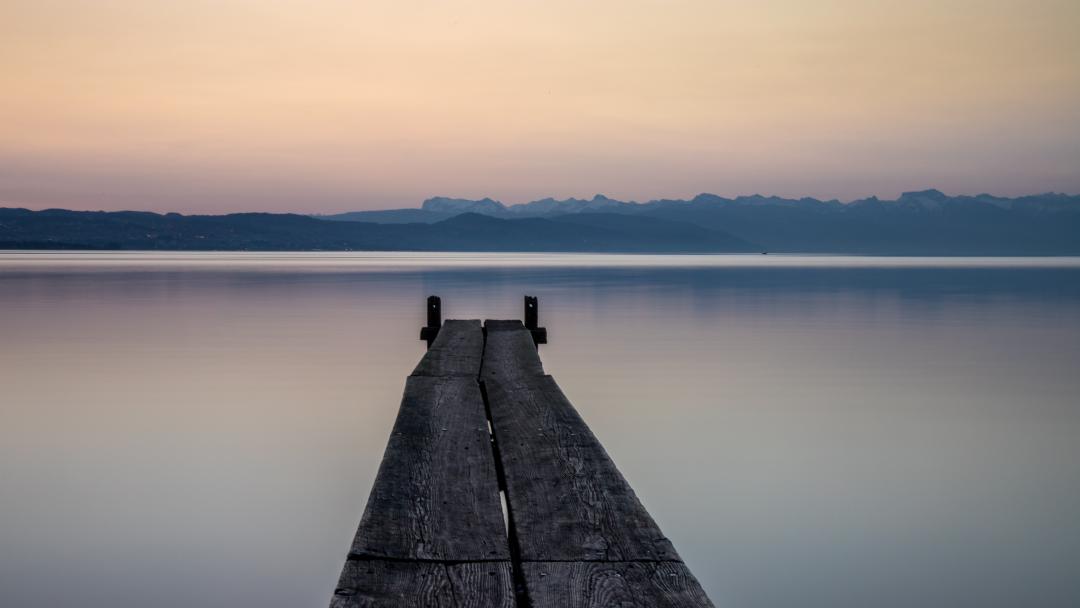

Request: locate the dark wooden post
(427, 295), (442, 328)
(420, 295), (441, 347)
(524, 296), (538, 330)
(523, 295), (547, 346)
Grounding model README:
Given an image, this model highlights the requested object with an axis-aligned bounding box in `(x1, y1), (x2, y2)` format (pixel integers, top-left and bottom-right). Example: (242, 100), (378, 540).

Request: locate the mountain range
(0, 208), (754, 253)
(3, 190), (1078, 254)
(319, 189), (1080, 255)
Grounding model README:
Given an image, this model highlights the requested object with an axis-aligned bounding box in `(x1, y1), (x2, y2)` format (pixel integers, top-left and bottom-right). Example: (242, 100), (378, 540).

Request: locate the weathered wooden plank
(483, 372), (680, 562)
(349, 375), (509, 561)
(482, 320), (545, 383)
(335, 313), (711, 608)
(413, 319), (484, 377)
(332, 560), (515, 608)
(482, 322), (680, 562)
(485, 319), (530, 333)
(522, 562), (714, 608)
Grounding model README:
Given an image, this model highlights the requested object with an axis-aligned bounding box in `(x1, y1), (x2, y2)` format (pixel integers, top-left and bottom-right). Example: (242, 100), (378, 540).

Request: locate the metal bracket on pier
(524, 295), (547, 346)
(420, 295), (441, 347)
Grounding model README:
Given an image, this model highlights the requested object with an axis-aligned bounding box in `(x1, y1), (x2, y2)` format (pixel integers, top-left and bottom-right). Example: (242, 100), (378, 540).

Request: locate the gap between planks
(478, 324), (534, 607)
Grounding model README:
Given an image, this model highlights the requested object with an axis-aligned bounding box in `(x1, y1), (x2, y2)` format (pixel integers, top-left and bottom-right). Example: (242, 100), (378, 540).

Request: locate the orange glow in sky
(2, 0), (1078, 212)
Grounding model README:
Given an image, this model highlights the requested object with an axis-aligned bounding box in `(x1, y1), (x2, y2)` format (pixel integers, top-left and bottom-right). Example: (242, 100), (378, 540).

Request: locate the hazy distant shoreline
(3, 189), (1078, 255)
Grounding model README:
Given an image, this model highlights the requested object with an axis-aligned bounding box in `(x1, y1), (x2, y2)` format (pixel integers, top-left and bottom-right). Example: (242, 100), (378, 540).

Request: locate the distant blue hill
(0, 208), (757, 253)
(4, 190), (1078, 254)
(320, 194), (638, 223)
(317, 190), (1080, 254)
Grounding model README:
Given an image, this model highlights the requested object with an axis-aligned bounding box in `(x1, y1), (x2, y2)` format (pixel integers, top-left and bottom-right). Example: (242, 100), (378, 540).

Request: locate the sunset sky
(2, 0), (1078, 213)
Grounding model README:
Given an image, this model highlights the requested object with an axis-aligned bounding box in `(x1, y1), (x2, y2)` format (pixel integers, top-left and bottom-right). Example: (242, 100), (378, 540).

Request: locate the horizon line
(5, 187), (1080, 216)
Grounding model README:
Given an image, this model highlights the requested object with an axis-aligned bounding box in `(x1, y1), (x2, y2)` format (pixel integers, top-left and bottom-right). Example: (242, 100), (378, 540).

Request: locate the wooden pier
(331, 297), (714, 607)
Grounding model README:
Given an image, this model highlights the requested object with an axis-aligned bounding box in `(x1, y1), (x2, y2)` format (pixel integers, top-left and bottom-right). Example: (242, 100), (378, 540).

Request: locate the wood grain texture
(522, 562), (715, 608)
(482, 320), (545, 384)
(412, 320), (484, 377)
(483, 373), (680, 562)
(333, 318), (713, 607)
(332, 560), (515, 608)
(349, 375), (509, 561)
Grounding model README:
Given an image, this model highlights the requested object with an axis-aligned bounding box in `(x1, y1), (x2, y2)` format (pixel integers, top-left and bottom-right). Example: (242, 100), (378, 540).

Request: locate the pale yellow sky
(2, 0), (1078, 212)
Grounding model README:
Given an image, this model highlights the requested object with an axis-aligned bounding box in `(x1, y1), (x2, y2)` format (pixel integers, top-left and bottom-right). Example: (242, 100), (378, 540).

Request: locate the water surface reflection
(1, 253), (1078, 608)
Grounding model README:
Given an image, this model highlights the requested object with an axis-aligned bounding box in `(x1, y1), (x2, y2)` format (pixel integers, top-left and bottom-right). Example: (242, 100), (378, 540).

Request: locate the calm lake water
(2, 252), (1079, 608)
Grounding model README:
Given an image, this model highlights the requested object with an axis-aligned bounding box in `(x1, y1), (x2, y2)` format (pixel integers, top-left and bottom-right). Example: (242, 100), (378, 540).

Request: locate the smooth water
(2, 252), (1079, 608)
